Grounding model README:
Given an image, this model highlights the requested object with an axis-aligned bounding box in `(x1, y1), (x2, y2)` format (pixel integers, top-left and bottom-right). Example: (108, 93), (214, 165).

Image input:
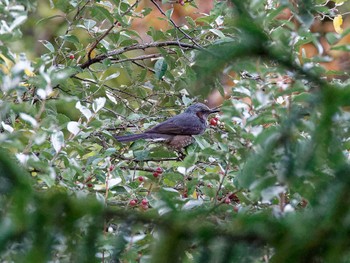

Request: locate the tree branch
(80, 41), (198, 69)
(119, 166), (158, 173)
(110, 53), (163, 64)
(115, 154), (180, 163)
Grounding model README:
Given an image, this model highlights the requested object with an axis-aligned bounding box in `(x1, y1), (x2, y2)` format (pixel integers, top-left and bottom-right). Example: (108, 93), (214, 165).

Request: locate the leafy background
(1, 0), (350, 262)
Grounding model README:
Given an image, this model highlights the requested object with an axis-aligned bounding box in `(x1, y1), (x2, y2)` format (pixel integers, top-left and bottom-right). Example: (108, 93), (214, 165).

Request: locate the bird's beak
(210, 107), (220, 113)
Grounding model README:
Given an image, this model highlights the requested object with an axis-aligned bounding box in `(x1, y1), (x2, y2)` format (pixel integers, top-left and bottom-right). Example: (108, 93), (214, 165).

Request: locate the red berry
(213, 116), (219, 121)
(109, 165), (115, 172)
(141, 199), (148, 206)
(156, 167), (163, 174)
(229, 193), (240, 202)
(141, 204), (148, 210)
(182, 193), (188, 198)
(129, 199), (137, 206)
(153, 172), (160, 178)
(87, 183), (93, 188)
(210, 118), (217, 126)
(138, 176), (144, 182)
(69, 54), (74, 60)
(224, 197), (231, 204)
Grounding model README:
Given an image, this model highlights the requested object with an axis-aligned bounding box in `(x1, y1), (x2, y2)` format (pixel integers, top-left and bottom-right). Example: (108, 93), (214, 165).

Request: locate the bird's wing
(146, 113), (204, 135)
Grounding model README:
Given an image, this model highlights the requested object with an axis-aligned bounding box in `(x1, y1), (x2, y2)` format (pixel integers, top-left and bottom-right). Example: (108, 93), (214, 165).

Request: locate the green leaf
(92, 5), (114, 23)
(154, 58), (168, 80)
(76, 101), (92, 120)
(92, 97), (106, 113)
(105, 72), (120, 81)
(51, 130), (64, 153)
(325, 32), (340, 45)
(63, 35), (80, 45)
(209, 29), (226, 39)
(331, 44), (350, 52)
(67, 121), (80, 136)
(51, 66), (81, 86)
(134, 150), (150, 161)
(83, 19), (96, 31)
(53, 0), (73, 12)
(182, 199), (203, 210)
(296, 9), (314, 29)
(185, 16), (196, 27)
(39, 40), (55, 52)
(36, 15), (63, 25)
(182, 153), (197, 168)
(165, 8), (174, 19)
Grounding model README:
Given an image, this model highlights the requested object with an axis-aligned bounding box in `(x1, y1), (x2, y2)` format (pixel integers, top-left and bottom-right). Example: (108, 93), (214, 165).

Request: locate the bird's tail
(114, 133), (149, 142)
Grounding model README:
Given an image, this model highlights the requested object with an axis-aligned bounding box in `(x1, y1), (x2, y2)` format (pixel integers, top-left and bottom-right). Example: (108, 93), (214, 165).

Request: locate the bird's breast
(167, 135), (194, 150)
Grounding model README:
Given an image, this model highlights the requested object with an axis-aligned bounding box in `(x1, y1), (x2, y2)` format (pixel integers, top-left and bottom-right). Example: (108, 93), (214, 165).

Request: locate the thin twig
(132, 60), (156, 74)
(132, 60), (176, 85)
(116, 155), (180, 162)
(72, 75), (153, 106)
(119, 166), (158, 173)
(214, 163), (230, 205)
(87, 0), (141, 60)
(53, 0), (91, 66)
(150, 0), (203, 50)
(110, 53), (163, 63)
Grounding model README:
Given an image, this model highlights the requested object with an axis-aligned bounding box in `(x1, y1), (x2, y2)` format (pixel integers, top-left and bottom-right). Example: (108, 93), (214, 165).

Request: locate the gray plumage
(114, 103), (219, 150)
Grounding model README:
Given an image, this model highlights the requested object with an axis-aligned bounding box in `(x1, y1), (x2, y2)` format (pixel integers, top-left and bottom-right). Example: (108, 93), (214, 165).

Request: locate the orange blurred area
(209, 6), (350, 108)
(300, 17), (350, 74)
(133, 0), (213, 40)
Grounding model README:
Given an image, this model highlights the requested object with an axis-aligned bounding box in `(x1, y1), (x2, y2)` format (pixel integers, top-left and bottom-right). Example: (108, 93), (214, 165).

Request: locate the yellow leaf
(0, 64), (9, 74)
(20, 82), (30, 87)
(192, 190), (198, 199)
(86, 44), (97, 59)
(334, 15), (343, 34)
(332, 0), (347, 4)
(0, 54), (14, 74)
(48, 89), (59, 98)
(24, 68), (35, 77)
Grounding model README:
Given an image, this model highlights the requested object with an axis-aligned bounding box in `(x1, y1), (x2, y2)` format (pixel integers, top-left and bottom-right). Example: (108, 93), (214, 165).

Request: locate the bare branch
(119, 166), (158, 173)
(115, 155), (180, 163)
(80, 41), (198, 69)
(110, 53), (163, 63)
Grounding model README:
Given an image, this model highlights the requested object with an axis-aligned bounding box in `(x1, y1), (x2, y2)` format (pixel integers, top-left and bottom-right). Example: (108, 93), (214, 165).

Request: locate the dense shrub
(1, 0), (350, 262)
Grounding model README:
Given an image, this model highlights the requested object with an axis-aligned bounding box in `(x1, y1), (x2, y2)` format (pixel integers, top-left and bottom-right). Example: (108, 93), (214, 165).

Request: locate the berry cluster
(129, 198), (149, 210)
(153, 167), (163, 178)
(209, 116), (220, 126)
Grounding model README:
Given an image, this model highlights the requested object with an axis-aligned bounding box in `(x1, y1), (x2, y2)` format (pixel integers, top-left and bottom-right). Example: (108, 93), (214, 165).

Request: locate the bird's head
(185, 103), (220, 120)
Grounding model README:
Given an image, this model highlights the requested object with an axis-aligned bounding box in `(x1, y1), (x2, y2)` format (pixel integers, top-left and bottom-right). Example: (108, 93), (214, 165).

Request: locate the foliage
(1, 0), (350, 262)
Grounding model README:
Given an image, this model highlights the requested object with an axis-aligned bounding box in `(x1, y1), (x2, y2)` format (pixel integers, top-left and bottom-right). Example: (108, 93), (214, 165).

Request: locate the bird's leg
(176, 150), (186, 161)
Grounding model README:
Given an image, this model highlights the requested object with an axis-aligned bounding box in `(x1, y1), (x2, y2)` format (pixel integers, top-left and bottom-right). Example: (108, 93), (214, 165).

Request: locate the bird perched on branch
(114, 103), (220, 151)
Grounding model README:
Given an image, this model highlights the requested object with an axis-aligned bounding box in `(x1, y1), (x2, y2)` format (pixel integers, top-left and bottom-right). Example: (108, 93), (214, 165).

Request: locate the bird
(114, 103), (220, 151)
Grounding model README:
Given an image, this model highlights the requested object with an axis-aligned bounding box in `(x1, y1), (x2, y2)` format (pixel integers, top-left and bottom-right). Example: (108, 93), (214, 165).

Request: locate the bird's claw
(176, 151), (186, 161)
